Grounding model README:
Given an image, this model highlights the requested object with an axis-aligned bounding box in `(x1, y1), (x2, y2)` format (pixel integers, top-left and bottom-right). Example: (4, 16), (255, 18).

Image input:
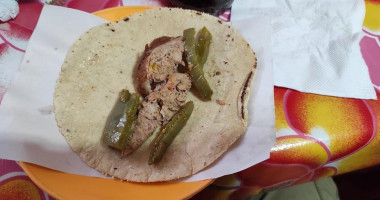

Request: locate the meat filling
(138, 36), (185, 96)
(123, 36), (191, 155)
(148, 73), (191, 124)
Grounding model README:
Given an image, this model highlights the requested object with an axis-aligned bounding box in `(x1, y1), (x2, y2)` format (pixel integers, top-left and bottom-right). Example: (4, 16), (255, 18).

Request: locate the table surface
(1, 0), (380, 200)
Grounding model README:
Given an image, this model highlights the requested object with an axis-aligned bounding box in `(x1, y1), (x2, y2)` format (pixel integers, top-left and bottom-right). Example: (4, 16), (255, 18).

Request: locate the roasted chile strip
(184, 28), (213, 100)
(103, 90), (141, 151)
(196, 26), (212, 67)
(103, 89), (131, 150)
(121, 93), (141, 148)
(149, 101), (194, 165)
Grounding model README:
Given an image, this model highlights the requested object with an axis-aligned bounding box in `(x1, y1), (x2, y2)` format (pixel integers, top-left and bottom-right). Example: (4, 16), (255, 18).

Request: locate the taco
(54, 7), (257, 182)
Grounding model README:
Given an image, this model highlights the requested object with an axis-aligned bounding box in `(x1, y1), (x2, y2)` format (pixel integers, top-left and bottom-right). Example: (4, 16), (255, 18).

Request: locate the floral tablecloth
(1, 0), (380, 199)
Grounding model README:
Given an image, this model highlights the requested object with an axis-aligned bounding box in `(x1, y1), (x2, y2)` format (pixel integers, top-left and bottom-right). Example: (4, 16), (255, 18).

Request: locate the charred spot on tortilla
(240, 71), (253, 120)
(216, 100), (226, 105)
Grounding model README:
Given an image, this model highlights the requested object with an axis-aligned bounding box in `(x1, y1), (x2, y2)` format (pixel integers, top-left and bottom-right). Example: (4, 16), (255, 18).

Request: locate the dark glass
(169, 0), (234, 16)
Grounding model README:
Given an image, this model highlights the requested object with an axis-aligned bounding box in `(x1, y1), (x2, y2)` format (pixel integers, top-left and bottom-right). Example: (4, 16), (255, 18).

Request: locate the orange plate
(19, 6), (213, 200)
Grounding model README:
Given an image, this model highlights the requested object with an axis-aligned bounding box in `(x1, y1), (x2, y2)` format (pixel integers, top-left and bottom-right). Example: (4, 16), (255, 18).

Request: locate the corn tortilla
(54, 7), (257, 182)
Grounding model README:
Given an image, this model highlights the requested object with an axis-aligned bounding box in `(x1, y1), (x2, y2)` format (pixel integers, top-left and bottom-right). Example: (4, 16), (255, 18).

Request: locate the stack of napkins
(232, 0), (376, 99)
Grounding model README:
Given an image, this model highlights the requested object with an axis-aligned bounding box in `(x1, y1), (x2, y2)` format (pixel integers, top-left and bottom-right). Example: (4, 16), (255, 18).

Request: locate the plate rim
(19, 162), (213, 200)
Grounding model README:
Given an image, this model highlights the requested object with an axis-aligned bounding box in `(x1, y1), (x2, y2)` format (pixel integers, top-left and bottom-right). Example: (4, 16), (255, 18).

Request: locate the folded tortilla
(54, 7), (257, 182)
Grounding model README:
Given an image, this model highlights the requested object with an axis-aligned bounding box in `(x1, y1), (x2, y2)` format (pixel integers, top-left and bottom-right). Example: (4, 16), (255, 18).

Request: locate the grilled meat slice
(137, 36), (185, 96)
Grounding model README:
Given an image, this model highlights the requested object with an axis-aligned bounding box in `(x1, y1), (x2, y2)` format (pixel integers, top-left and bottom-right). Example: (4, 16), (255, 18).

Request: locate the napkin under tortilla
(0, 5), (275, 181)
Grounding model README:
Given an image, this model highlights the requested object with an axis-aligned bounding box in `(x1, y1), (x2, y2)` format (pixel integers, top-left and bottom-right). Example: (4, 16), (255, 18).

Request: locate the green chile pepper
(103, 90), (140, 151)
(196, 26), (212, 67)
(184, 28), (213, 100)
(149, 101), (194, 165)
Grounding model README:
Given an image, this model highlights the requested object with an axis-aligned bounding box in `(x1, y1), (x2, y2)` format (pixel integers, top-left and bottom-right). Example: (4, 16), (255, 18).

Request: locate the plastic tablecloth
(1, 0), (380, 199)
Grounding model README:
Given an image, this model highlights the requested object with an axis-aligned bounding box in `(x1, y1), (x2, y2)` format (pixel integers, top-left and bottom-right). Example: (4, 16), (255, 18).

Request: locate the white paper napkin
(231, 0), (376, 99)
(0, 5), (275, 182)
